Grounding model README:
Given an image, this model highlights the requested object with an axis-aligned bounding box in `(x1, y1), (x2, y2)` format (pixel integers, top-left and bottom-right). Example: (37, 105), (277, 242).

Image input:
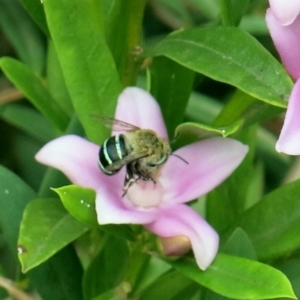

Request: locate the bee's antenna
(170, 153), (189, 164)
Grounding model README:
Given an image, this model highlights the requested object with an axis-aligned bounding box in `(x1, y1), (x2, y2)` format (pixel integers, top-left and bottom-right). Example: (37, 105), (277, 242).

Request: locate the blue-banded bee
(96, 117), (172, 192)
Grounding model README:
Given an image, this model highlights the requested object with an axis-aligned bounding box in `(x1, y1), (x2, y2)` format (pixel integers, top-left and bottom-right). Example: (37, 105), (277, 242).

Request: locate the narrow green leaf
(146, 27), (292, 107)
(18, 198), (88, 272)
(21, 0), (50, 37)
(220, 0), (249, 26)
(0, 0), (46, 74)
(83, 235), (129, 300)
(0, 103), (55, 143)
(0, 57), (69, 131)
(149, 56), (195, 138)
(222, 179), (300, 261)
(44, 0), (121, 144)
(47, 41), (73, 116)
(168, 253), (296, 299)
(54, 185), (135, 241)
(106, 0), (146, 87)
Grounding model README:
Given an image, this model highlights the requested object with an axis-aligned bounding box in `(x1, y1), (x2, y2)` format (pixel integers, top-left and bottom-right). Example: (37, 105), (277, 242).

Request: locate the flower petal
(269, 0), (300, 26)
(95, 185), (158, 224)
(266, 8), (300, 80)
(160, 137), (248, 204)
(276, 79), (300, 154)
(115, 87), (168, 139)
(35, 135), (123, 190)
(145, 204), (219, 270)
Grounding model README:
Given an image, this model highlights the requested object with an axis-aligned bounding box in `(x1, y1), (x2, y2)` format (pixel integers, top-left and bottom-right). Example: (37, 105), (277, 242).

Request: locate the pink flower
(35, 87), (248, 270)
(268, 0), (300, 26)
(266, 8), (300, 154)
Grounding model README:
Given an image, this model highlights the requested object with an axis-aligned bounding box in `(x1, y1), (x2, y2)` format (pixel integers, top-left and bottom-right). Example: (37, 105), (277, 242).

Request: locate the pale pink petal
(160, 137), (248, 204)
(35, 135), (123, 190)
(276, 79), (300, 154)
(269, 0), (300, 26)
(95, 185), (158, 224)
(266, 9), (300, 80)
(145, 204), (219, 270)
(114, 87), (168, 140)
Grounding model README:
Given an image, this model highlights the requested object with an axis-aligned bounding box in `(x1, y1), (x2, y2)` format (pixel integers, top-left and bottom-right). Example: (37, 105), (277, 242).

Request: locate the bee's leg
(122, 164), (136, 197)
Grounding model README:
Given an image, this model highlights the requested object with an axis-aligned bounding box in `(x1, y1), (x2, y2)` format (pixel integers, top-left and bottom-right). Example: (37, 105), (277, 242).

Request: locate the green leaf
(213, 89), (284, 128)
(222, 179), (300, 261)
(53, 185), (98, 227)
(44, 0), (121, 144)
(83, 235), (129, 300)
(168, 253), (296, 299)
(149, 56), (195, 138)
(174, 119), (243, 148)
(28, 246), (84, 300)
(0, 0), (46, 74)
(54, 185), (135, 241)
(222, 228), (257, 260)
(18, 198), (88, 272)
(0, 165), (36, 252)
(106, 0), (146, 87)
(146, 26), (292, 107)
(21, 0), (50, 37)
(138, 271), (194, 300)
(220, 0), (249, 26)
(0, 57), (69, 131)
(47, 41), (73, 116)
(0, 103), (55, 143)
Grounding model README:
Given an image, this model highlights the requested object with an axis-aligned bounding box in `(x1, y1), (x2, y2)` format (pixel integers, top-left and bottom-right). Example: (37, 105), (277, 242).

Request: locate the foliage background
(0, 0), (299, 299)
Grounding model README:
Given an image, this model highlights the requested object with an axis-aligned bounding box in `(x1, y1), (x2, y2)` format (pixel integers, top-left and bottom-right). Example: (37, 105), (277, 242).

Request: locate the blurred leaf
(44, 0), (121, 144)
(28, 246), (84, 300)
(276, 258), (300, 299)
(222, 179), (300, 261)
(83, 235), (129, 300)
(0, 0), (46, 74)
(54, 185), (135, 241)
(220, 0), (249, 26)
(18, 198), (88, 272)
(0, 103), (55, 143)
(106, 0), (146, 87)
(0, 165), (36, 252)
(222, 228), (257, 260)
(207, 126), (255, 232)
(149, 56), (195, 137)
(214, 90), (284, 128)
(138, 270), (194, 300)
(47, 41), (73, 116)
(167, 253), (296, 299)
(0, 57), (69, 131)
(146, 26), (292, 107)
(21, 0), (50, 37)
(189, 0), (220, 20)
(185, 92), (222, 124)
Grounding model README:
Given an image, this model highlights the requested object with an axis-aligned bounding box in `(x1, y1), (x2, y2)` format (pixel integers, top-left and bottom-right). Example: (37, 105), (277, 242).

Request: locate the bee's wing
(107, 151), (148, 171)
(91, 115), (140, 131)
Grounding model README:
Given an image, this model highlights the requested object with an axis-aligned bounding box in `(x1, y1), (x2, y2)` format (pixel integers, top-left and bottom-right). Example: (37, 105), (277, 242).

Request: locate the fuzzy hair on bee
(94, 116), (172, 191)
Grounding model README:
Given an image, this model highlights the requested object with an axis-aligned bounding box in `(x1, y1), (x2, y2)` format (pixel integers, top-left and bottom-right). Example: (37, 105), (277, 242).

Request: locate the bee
(97, 117), (172, 192)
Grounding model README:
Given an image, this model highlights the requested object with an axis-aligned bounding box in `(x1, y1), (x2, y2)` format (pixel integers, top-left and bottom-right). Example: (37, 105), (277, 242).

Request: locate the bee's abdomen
(98, 134), (127, 175)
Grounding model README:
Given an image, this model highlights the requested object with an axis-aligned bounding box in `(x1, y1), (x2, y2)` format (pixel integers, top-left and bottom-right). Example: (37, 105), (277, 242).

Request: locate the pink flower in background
(268, 0), (300, 26)
(35, 87), (248, 270)
(266, 5), (300, 154)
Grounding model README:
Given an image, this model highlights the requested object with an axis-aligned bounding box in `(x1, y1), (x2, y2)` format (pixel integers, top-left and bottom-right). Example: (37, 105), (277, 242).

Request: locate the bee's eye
(147, 163), (157, 168)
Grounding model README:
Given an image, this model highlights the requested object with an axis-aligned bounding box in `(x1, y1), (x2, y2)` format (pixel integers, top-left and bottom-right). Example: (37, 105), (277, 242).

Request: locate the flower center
(126, 180), (164, 209)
